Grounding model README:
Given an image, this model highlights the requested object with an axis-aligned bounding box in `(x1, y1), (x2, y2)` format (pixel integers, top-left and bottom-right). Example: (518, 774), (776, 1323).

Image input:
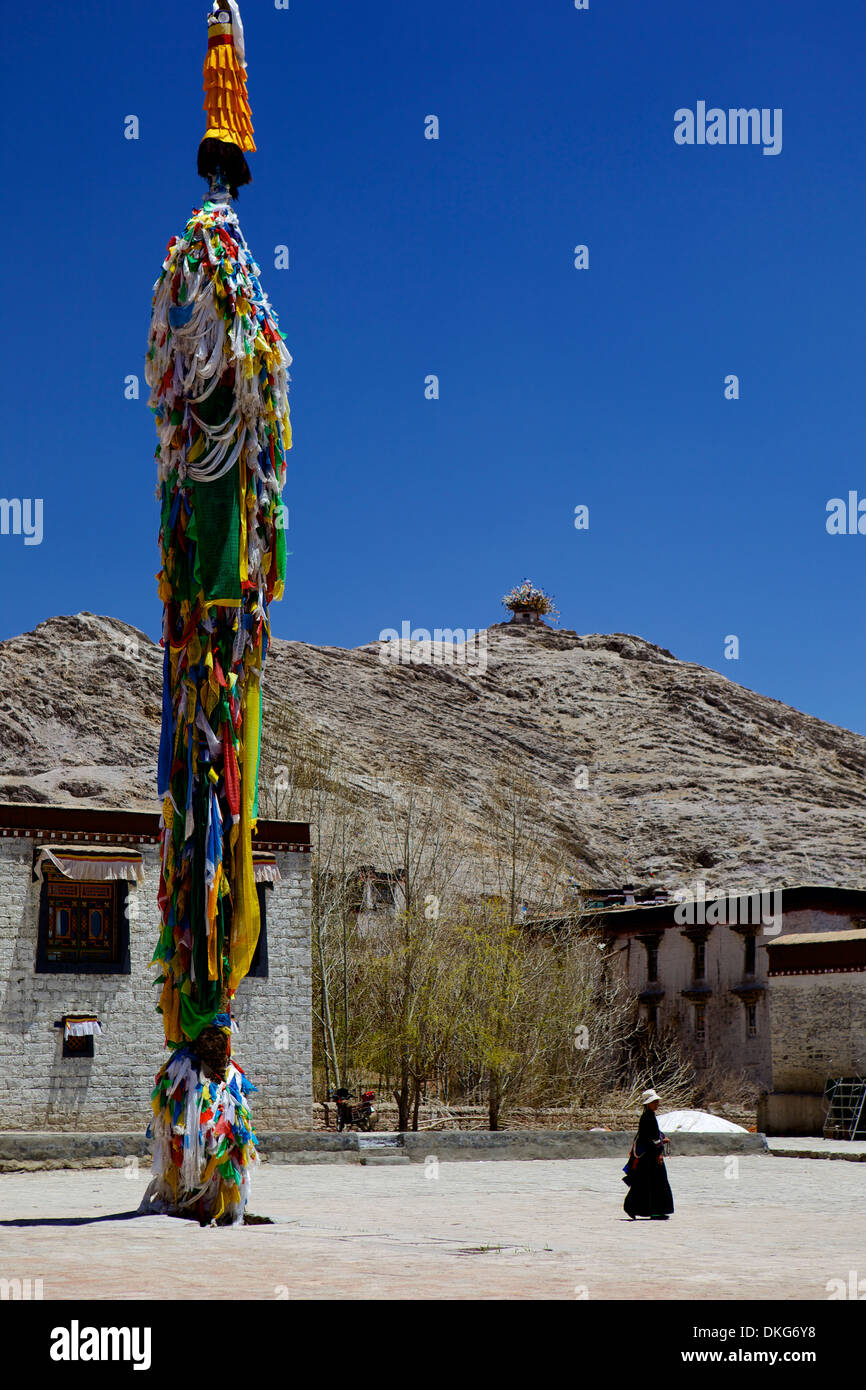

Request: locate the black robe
(623, 1106), (674, 1217)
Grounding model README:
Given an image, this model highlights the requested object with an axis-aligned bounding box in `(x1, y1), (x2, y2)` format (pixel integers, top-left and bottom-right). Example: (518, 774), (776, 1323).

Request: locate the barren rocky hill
(2, 612), (865, 893)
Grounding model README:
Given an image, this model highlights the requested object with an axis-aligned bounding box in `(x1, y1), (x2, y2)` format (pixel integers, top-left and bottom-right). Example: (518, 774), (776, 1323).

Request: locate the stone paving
(0, 1155), (863, 1300)
(767, 1137), (866, 1159)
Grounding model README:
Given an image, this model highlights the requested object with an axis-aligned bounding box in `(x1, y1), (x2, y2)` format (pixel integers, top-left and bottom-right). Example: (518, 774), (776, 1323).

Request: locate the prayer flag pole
(140, 2), (291, 1225)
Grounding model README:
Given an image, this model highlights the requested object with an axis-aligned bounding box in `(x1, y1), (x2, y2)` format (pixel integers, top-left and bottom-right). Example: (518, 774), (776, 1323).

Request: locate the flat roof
(766, 930), (866, 948)
(0, 803), (310, 851)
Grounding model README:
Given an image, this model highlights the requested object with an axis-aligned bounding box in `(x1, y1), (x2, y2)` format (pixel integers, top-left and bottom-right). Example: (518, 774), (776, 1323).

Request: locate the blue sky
(1, 1), (865, 732)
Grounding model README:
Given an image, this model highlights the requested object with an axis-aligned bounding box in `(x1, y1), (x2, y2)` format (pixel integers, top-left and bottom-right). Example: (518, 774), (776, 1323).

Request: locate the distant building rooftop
(526, 885), (866, 935)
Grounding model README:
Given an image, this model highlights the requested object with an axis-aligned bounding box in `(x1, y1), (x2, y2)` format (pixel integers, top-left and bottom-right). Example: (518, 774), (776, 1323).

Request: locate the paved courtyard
(0, 1155), (863, 1300)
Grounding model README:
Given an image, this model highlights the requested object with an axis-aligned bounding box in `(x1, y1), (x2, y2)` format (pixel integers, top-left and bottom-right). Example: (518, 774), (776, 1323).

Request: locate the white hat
(641, 1088), (661, 1106)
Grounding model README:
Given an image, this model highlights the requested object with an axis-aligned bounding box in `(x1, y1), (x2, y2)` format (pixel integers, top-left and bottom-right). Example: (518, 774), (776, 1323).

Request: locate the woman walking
(623, 1088), (674, 1220)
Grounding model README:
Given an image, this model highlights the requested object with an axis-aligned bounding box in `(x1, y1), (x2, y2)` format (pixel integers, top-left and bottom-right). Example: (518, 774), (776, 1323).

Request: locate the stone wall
(0, 837), (311, 1132)
(767, 973), (866, 1094)
(233, 850), (312, 1128)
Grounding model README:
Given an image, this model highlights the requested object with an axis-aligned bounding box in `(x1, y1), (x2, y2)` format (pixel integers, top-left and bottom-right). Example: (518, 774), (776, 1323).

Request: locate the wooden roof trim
(0, 803), (310, 850)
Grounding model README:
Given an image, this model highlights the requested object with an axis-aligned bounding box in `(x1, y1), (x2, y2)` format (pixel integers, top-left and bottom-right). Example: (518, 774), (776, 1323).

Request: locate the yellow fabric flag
(227, 680), (261, 993)
(158, 972), (182, 1047)
(238, 465), (248, 584)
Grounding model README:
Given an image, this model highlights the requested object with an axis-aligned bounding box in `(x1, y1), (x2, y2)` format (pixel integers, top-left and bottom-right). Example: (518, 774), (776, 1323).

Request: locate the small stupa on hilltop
(500, 580), (559, 627)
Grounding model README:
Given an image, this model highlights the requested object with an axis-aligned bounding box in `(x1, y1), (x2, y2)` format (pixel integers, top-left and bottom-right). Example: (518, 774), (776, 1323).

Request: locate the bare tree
(257, 705), (711, 1131)
(354, 764), (467, 1129)
(259, 700), (366, 1094)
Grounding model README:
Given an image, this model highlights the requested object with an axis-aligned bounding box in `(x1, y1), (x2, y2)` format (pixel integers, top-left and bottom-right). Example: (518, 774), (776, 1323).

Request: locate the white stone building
(562, 885), (866, 1094)
(0, 804), (311, 1132)
(525, 884), (866, 1100)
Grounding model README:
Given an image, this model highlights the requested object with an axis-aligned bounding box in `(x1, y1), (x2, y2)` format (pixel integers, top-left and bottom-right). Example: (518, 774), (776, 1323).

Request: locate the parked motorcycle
(329, 1086), (377, 1132)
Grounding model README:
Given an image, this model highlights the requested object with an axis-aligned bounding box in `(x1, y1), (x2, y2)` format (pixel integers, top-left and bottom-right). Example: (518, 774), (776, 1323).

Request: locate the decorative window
(370, 878), (395, 910)
(36, 864), (130, 975)
(744, 934), (757, 976)
(694, 1002), (706, 1043)
(746, 1003), (757, 1039)
(59, 1015), (103, 1059)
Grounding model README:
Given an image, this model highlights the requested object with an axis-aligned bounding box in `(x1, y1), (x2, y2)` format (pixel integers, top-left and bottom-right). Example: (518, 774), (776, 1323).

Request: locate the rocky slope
(2, 612), (865, 893)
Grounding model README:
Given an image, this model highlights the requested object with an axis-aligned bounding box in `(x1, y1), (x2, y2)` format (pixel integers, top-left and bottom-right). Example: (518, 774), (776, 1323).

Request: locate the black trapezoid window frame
(744, 933), (757, 976)
(248, 882), (270, 979)
(35, 864), (132, 976)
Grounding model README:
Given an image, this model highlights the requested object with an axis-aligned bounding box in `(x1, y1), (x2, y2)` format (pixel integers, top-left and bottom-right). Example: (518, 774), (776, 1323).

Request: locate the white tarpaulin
(64, 1017), (103, 1040)
(35, 846), (144, 883)
(658, 1109), (747, 1133)
(251, 853), (281, 884)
